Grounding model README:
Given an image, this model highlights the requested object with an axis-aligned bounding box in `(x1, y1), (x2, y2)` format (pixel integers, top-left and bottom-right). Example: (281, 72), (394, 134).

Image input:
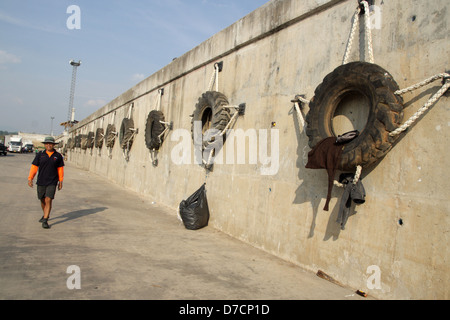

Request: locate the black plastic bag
(179, 183), (209, 230)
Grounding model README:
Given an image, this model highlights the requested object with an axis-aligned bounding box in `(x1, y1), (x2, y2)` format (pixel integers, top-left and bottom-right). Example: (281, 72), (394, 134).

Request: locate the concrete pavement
(0, 153), (367, 301)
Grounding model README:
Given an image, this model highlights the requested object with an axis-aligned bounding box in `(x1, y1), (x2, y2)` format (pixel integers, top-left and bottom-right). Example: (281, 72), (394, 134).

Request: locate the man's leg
(41, 197), (52, 228)
(37, 185), (56, 229)
(39, 199), (46, 222)
(43, 197), (52, 219)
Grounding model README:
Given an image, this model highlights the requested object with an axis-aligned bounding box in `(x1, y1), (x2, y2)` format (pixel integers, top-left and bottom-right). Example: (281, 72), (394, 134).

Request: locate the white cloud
(84, 99), (107, 108)
(14, 97), (24, 105)
(0, 10), (67, 35)
(131, 73), (145, 82)
(0, 50), (21, 65)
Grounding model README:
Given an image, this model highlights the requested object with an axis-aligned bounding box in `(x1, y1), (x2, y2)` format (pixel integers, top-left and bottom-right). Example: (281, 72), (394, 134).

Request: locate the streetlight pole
(51, 116), (55, 136)
(66, 59), (81, 132)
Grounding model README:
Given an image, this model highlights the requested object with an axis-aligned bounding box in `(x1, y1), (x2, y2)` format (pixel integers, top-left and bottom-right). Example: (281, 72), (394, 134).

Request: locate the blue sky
(0, 0), (268, 135)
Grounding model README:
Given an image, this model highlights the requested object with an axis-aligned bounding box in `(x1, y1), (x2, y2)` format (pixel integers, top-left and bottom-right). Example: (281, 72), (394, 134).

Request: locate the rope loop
(202, 105), (242, 167)
(334, 165), (363, 188)
(155, 88), (164, 112)
(390, 73), (450, 137)
(291, 95), (309, 133)
(343, 0), (374, 65)
(208, 62), (221, 91)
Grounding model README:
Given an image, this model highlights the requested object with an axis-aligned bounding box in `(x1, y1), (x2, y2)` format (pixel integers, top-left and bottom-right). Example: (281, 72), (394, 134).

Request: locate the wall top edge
(71, 0), (348, 131)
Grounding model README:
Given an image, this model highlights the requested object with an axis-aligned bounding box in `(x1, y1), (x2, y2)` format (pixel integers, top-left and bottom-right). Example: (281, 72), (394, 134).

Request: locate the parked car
(0, 143), (7, 156)
(22, 144), (34, 153)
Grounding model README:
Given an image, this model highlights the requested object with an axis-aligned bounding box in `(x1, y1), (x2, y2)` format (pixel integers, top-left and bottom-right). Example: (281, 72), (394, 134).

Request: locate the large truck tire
(305, 62), (404, 171)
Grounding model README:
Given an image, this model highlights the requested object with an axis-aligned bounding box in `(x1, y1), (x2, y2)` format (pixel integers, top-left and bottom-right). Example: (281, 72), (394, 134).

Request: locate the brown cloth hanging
(305, 137), (344, 211)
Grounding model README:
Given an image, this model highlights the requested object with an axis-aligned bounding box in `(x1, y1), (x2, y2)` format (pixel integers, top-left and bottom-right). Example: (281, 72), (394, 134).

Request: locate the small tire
(190, 91), (230, 146)
(74, 135), (81, 148)
(105, 124), (116, 149)
(145, 110), (166, 151)
(86, 132), (95, 149)
(67, 138), (73, 150)
(95, 128), (104, 149)
(119, 118), (135, 150)
(80, 134), (88, 150)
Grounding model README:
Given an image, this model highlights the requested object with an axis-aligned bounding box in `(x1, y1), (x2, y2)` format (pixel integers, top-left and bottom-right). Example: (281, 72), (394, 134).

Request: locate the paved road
(0, 153), (366, 302)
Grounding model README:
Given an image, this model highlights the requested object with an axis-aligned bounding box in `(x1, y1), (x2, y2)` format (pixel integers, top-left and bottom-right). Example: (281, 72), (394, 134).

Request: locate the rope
(343, 6), (361, 65)
(295, 95), (310, 105)
(362, 1), (374, 64)
(208, 63), (220, 91)
(394, 73), (449, 95)
(294, 100), (307, 131)
(290, 95), (309, 136)
(155, 89), (163, 112)
(353, 165), (362, 185)
(127, 103), (134, 119)
(203, 62), (224, 166)
(390, 74), (449, 137)
(202, 106), (241, 167)
(122, 128), (138, 161)
(334, 165), (363, 187)
(342, 1), (374, 65)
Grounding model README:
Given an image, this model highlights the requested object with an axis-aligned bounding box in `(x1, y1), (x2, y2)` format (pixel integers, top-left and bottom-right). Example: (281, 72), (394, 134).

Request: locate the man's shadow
(49, 207), (108, 226)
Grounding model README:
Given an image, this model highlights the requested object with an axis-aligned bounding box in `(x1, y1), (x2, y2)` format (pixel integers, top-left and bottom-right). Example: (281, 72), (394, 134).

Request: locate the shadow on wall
(289, 105), (338, 240)
(290, 104), (371, 241)
(289, 84), (442, 240)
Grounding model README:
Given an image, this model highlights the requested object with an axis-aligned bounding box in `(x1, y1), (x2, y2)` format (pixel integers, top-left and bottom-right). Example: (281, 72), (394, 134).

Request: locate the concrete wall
(65, 0), (450, 299)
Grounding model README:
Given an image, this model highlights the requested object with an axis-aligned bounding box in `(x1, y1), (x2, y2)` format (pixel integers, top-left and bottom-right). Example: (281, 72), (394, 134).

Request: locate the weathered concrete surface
(65, 0), (449, 299)
(0, 154), (367, 301)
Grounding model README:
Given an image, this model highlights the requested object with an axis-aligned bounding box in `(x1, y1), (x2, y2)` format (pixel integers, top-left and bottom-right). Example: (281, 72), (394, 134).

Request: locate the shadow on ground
(49, 207), (108, 226)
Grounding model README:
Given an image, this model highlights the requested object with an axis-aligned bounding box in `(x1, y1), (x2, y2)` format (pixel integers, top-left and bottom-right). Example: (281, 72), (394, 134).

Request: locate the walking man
(28, 137), (65, 229)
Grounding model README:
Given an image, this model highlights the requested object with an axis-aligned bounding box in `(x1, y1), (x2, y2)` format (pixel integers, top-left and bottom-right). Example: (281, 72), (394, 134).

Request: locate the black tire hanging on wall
(305, 62), (404, 171)
(145, 110), (166, 151)
(80, 134), (88, 150)
(67, 138), (73, 150)
(95, 128), (104, 148)
(190, 91), (231, 146)
(86, 131), (95, 149)
(75, 135), (81, 148)
(119, 118), (135, 149)
(105, 124), (116, 149)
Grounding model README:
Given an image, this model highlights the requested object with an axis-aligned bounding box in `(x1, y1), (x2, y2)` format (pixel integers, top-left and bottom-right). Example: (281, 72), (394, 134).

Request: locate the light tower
(66, 59), (81, 132)
(50, 116), (55, 136)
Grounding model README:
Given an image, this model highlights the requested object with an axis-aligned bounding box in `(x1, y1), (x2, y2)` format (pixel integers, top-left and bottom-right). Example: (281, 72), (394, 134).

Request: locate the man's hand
(58, 181), (63, 191)
(28, 180), (33, 188)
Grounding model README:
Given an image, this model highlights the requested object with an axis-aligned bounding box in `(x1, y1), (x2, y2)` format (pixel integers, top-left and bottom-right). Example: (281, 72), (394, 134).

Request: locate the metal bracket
(358, 0), (374, 14)
(238, 103), (246, 116)
(215, 61), (224, 72)
(291, 95), (307, 108)
(444, 70), (450, 97)
(159, 121), (173, 130)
